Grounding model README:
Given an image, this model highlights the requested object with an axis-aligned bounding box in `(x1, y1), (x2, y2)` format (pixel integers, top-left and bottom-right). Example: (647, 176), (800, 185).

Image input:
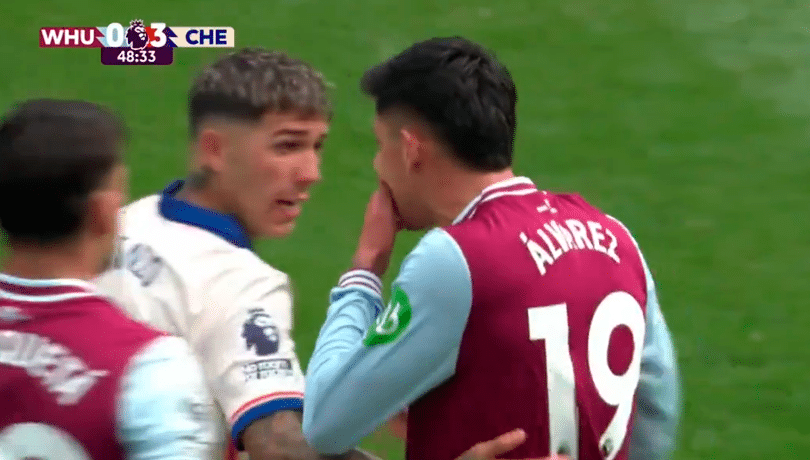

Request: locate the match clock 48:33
(101, 47), (173, 65)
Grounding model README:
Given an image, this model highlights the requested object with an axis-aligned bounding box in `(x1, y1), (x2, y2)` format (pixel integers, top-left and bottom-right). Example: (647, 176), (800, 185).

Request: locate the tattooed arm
(242, 411), (556, 460)
(241, 411), (380, 460)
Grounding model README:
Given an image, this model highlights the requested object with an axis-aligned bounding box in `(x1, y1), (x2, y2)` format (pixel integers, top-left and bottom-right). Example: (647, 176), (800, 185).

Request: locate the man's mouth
(276, 194), (309, 208)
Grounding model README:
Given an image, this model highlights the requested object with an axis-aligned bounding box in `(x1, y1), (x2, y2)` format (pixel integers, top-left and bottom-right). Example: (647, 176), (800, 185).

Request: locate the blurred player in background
(0, 99), (216, 460)
(303, 37), (681, 460)
(93, 48), (538, 460)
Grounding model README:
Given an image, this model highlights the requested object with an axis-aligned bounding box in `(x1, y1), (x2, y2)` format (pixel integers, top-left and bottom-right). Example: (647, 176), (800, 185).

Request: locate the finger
(366, 188), (386, 210)
(378, 180), (396, 199)
(470, 429), (527, 457)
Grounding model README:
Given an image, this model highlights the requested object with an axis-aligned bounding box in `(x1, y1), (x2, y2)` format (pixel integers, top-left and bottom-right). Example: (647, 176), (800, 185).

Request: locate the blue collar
(158, 180), (252, 249)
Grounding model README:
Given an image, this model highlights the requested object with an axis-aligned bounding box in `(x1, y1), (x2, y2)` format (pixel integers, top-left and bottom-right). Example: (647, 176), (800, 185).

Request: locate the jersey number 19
(528, 291), (645, 460)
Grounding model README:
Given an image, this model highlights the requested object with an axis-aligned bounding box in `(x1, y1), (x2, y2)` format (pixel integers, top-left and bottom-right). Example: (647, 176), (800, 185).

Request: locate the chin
(399, 220), (417, 231)
(401, 218), (431, 231)
(261, 221), (296, 239)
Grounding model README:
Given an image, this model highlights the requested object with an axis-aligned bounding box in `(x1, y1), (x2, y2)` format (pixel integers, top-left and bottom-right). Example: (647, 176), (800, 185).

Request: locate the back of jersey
(408, 188), (648, 460)
(0, 275), (162, 460)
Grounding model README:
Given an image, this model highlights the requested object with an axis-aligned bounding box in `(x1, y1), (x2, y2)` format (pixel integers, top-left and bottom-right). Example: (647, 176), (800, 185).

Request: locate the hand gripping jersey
(303, 177), (680, 460)
(0, 274), (216, 460)
(94, 180), (306, 460)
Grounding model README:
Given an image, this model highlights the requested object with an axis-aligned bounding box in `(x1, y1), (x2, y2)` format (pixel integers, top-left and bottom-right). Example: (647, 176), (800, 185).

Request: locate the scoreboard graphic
(39, 19), (235, 65)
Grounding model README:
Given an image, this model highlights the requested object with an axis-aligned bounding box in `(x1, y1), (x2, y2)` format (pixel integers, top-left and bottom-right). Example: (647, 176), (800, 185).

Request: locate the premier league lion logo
(242, 308), (280, 356)
(125, 19), (149, 50)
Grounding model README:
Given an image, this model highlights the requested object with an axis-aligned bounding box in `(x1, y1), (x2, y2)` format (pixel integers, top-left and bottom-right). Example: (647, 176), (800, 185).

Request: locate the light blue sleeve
(303, 228), (473, 455)
(628, 264), (682, 460)
(118, 336), (218, 460)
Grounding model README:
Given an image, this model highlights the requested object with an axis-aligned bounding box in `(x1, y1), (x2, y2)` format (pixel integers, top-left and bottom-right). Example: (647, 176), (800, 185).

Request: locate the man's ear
(86, 189), (118, 238)
(86, 165), (127, 238)
(195, 127), (228, 173)
(400, 126), (425, 174)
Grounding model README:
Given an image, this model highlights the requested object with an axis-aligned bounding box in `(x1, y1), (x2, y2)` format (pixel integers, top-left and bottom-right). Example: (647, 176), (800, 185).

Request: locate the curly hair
(188, 47), (332, 136)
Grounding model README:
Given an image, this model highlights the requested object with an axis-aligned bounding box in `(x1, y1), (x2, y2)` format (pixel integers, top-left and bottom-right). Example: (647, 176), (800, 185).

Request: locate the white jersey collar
(0, 273), (98, 303)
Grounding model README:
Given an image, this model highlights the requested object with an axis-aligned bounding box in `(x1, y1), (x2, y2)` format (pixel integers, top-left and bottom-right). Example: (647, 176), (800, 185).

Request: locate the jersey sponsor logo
(242, 358), (294, 381)
(125, 243), (163, 286)
(0, 331), (108, 405)
(241, 308), (280, 356)
(363, 286), (412, 347)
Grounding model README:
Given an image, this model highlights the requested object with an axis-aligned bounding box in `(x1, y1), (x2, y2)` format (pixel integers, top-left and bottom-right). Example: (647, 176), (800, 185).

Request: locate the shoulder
(565, 200), (651, 293)
(407, 228), (467, 266)
(156, 247), (292, 329)
(604, 213), (642, 251)
(118, 335), (216, 443)
(117, 194), (290, 310)
(126, 335), (197, 370)
(120, 206), (289, 298)
(549, 191), (596, 209)
(191, 250), (289, 302)
(397, 229), (472, 288)
(120, 335), (209, 408)
(545, 191), (644, 251)
(50, 296), (168, 374)
(119, 194), (161, 225)
(85, 295), (166, 340)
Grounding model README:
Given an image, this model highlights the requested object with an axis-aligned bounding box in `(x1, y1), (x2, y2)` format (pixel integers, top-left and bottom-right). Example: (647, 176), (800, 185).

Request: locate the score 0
(103, 22), (167, 48)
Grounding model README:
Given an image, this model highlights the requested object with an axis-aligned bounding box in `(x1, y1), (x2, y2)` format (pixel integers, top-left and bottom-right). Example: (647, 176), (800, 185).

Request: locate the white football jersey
(94, 181), (306, 460)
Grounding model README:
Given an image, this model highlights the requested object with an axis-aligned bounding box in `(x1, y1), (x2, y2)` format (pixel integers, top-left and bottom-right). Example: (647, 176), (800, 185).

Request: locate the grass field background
(1, 1), (808, 458)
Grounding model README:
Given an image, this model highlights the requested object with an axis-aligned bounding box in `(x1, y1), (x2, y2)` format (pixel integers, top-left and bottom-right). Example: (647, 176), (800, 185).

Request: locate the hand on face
(352, 181), (403, 277)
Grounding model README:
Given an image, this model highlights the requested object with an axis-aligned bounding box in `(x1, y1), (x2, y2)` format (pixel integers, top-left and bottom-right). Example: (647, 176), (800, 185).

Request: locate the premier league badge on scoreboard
(39, 18), (236, 66)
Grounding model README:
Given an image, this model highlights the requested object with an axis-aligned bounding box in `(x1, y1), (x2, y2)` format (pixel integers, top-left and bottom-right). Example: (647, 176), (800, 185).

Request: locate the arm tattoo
(242, 411), (319, 460)
(241, 411), (385, 460)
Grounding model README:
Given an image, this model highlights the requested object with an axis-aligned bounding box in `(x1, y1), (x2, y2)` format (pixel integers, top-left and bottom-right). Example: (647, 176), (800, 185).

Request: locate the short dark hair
(0, 99), (126, 244)
(361, 37), (517, 172)
(188, 47), (333, 136)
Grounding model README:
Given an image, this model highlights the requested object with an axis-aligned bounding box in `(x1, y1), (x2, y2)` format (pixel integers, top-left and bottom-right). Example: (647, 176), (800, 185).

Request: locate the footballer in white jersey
(95, 48), (332, 460)
(95, 181), (306, 459)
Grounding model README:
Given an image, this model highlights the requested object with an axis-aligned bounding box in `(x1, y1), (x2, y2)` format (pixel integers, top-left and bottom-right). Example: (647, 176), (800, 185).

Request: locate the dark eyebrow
(272, 129), (310, 136)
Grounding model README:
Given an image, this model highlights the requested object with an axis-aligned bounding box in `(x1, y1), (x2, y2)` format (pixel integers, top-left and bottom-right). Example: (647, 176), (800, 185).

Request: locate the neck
(177, 178), (229, 215)
(431, 168), (516, 226)
(176, 176), (256, 241)
(3, 240), (97, 281)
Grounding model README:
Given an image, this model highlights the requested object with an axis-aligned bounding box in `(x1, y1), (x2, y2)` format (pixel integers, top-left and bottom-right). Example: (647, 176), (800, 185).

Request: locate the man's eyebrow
(272, 129), (310, 136)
